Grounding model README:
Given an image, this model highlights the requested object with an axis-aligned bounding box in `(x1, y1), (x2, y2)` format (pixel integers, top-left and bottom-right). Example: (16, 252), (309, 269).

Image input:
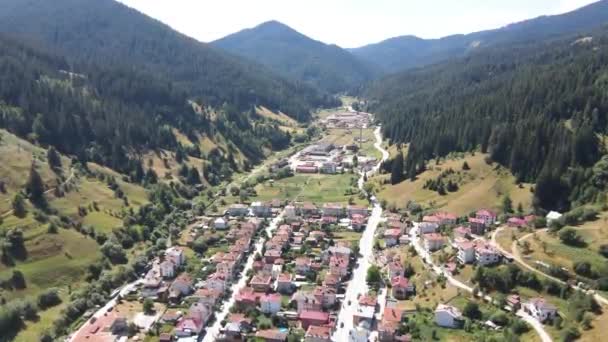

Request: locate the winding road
(490, 228), (608, 307)
(410, 224), (553, 342)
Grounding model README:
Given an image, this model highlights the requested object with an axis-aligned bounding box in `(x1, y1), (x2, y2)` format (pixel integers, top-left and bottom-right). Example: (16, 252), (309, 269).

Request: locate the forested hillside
(367, 29), (608, 212)
(212, 20), (379, 93)
(0, 0), (338, 121)
(351, 0), (608, 72)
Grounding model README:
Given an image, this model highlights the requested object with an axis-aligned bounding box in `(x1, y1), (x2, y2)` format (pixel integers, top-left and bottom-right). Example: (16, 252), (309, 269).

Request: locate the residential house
(322, 273), (340, 289)
(313, 286), (337, 309)
(207, 272), (228, 292)
(299, 202), (319, 217)
(453, 226), (471, 239)
(359, 295), (377, 309)
(387, 261), (404, 279)
(351, 214), (367, 231)
(300, 311), (330, 329)
(160, 260), (176, 279)
(474, 241), (502, 266)
(468, 217), (486, 235)
(214, 217), (228, 230)
(192, 288), (222, 307)
(305, 325), (332, 342)
(348, 205), (369, 218)
(507, 295), (521, 311)
(227, 204), (249, 217)
(329, 255), (349, 279)
(295, 257), (312, 275)
(476, 209), (497, 226)
(255, 329), (288, 342)
(322, 203), (343, 217)
(272, 274), (292, 295)
(435, 304), (464, 328)
(349, 323), (371, 342)
(174, 317), (204, 337)
(285, 205), (297, 219)
(418, 222), (439, 234)
(423, 233), (445, 251)
(235, 287), (258, 311)
(260, 293), (282, 315)
(384, 229), (402, 247)
(378, 320), (400, 342)
(391, 276), (415, 299)
(166, 247), (185, 266)
(250, 274), (273, 293)
(264, 249), (282, 264)
(524, 298), (557, 323)
(169, 273), (193, 298)
(546, 211), (562, 224)
(251, 201), (272, 217)
(456, 241), (476, 264)
(292, 292), (322, 313)
(353, 304), (375, 326)
(507, 217), (527, 228)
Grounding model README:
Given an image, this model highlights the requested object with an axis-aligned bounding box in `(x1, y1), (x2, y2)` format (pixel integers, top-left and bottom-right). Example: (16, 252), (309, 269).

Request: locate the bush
(559, 229), (585, 247)
(560, 326), (580, 342)
(37, 289), (62, 309)
(463, 301), (481, 319)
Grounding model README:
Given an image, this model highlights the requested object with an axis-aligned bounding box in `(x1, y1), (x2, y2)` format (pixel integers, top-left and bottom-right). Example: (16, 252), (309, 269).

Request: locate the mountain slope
(366, 28), (608, 211)
(0, 0), (338, 121)
(351, 0), (608, 72)
(212, 20), (378, 93)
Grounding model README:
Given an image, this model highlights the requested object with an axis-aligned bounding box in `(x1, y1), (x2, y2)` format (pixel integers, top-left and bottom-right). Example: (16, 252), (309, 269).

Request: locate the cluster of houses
(147, 219), (261, 340)
(322, 111), (372, 129)
(293, 141), (377, 175)
(215, 201), (371, 342)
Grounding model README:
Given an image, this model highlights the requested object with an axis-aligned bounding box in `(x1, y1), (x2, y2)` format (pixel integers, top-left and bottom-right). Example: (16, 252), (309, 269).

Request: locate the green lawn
(0, 229), (101, 300)
(253, 173), (365, 205)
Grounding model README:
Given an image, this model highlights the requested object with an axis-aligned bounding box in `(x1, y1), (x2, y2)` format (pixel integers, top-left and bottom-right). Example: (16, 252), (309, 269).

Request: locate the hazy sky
(117, 0), (600, 48)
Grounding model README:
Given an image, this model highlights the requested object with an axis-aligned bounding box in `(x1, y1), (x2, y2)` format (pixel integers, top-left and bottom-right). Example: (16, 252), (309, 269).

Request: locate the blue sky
(118, 0), (600, 48)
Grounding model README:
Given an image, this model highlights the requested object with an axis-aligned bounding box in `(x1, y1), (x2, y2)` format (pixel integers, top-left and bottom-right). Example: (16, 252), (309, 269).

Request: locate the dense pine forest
(212, 20), (379, 93)
(367, 29), (608, 211)
(0, 0), (338, 122)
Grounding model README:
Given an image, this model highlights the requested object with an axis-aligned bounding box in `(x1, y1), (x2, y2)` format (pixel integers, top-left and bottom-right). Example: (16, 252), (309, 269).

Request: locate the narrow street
(202, 211), (285, 342)
(333, 124), (389, 341)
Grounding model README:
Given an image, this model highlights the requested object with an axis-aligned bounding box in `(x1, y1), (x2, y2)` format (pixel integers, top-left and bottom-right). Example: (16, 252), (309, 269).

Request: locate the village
(65, 104), (596, 342)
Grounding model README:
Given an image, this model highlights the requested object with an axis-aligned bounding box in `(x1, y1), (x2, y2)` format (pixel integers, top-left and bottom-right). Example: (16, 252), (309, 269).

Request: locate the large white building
(524, 298), (558, 323)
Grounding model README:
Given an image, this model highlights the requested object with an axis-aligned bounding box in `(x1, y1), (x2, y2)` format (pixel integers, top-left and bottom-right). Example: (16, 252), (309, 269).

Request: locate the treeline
(0, 0), (339, 121)
(367, 28), (608, 211)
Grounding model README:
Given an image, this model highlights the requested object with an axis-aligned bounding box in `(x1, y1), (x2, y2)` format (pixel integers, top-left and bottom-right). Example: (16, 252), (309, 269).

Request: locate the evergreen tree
(390, 152), (404, 185)
(502, 195), (513, 214)
(11, 270), (26, 289)
(47, 146), (61, 170)
(26, 164), (45, 205)
(12, 193), (26, 218)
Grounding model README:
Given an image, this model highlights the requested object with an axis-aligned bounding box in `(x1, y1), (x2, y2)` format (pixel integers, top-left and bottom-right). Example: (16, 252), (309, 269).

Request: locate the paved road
(202, 211), (284, 342)
(410, 224), (553, 342)
(491, 228), (608, 307)
(333, 124), (388, 341)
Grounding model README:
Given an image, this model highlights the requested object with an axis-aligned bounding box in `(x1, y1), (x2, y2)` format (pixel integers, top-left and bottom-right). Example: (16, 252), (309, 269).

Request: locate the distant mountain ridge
(0, 0), (337, 121)
(350, 0), (608, 72)
(212, 20), (379, 93)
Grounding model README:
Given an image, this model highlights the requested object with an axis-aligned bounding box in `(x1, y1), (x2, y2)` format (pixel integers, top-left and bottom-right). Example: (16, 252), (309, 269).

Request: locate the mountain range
(351, 0), (608, 72)
(212, 20), (379, 93)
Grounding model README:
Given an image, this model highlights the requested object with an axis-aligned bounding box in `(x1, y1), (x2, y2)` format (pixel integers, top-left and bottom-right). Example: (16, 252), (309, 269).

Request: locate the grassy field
(372, 153), (533, 215)
(252, 173), (365, 205)
(0, 130), (72, 213)
(525, 217), (608, 275)
(0, 130), (150, 341)
(0, 229), (101, 300)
